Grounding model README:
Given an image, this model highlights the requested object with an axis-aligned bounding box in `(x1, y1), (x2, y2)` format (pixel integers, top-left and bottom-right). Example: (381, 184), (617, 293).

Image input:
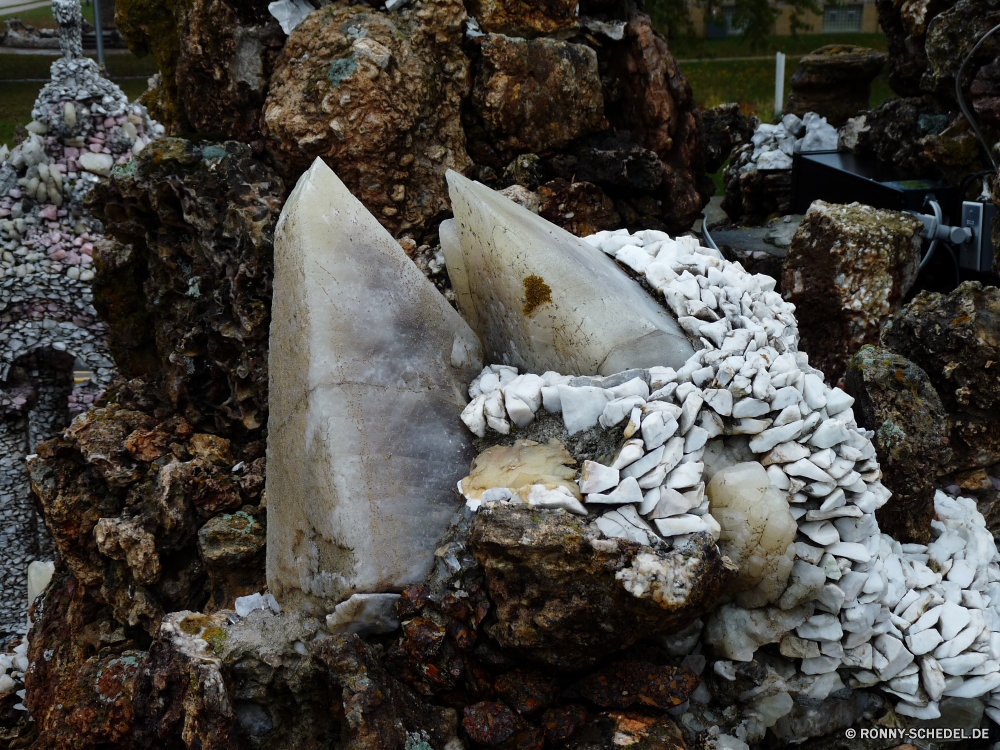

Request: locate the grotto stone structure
(0, 0), (160, 635)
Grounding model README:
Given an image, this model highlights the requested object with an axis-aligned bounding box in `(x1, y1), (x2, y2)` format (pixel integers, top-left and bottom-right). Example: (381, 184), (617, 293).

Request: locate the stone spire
(52, 0), (82, 59)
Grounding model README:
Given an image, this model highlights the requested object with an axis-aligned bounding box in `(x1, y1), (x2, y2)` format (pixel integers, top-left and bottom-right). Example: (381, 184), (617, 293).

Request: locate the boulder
(88, 139), (283, 436)
(603, 12), (710, 232)
(265, 159), (483, 614)
(465, 503), (737, 670)
(263, 0), (472, 239)
(465, 0), (578, 37)
(785, 45), (887, 126)
(782, 201), (923, 384)
(880, 282), (1000, 469)
(537, 179), (622, 237)
(441, 169), (695, 376)
(116, 0), (284, 139)
(471, 34), (604, 156)
(701, 103), (759, 175)
(844, 345), (954, 543)
(875, 0), (927, 96)
(846, 96), (987, 184)
(721, 146), (793, 227)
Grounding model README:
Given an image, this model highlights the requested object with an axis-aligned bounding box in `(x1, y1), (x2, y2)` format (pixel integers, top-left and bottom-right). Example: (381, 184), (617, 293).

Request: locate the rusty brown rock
(197, 507), (266, 612)
(782, 201), (924, 384)
(472, 34), (604, 158)
(537, 179), (621, 237)
(563, 712), (687, 750)
(263, 0), (471, 239)
(25, 568), (148, 750)
(466, 0), (578, 37)
(466, 504), (736, 671)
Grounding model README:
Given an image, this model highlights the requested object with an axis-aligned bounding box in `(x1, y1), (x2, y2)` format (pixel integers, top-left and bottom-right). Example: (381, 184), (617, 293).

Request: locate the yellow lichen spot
(522, 275), (552, 316)
(179, 614), (213, 636)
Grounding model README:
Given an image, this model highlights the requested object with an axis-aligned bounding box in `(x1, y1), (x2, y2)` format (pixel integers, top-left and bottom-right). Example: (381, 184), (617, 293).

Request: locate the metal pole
(92, 0), (105, 68)
(774, 51), (786, 116)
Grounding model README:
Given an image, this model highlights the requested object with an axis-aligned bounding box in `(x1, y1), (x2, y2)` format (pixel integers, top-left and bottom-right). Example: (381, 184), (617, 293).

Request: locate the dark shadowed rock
(603, 12), (709, 232)
(721, 146), (793, 227)
(563, 712), (687, 750)
(197, 506), (266, 613)
(782, 201), (923, 384)
(116, 0), (284, 139)
(88, 139), (282, 436)
(701, 103), (758, 175)
(537, 179), (622, 237)
(263, 0), (471, 240)
(845, 345), (954, 543)
(785, 45), (887, 126)
(880, 282), (1000, 469)
(465, 503), (737, 670)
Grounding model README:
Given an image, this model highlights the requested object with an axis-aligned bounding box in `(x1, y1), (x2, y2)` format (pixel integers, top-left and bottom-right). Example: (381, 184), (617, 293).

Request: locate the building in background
(691, 0), (880, 37)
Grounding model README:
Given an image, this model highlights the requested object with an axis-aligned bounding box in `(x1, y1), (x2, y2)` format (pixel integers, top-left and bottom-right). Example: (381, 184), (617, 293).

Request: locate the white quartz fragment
(266, 160), (483, 612)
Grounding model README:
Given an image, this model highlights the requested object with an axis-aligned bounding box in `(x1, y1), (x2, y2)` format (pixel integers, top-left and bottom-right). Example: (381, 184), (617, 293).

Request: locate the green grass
(0, 3), (96, 27)
(686, 56), (894, 122)
(668, 32), (889, 60)
(0, 52), (159, 80)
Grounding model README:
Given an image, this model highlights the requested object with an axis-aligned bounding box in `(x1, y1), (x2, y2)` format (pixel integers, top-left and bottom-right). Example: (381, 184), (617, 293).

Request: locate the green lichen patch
(328, 55), (358, 87)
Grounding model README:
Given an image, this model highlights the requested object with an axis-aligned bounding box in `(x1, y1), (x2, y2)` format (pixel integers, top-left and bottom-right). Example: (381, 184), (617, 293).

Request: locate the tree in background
(646, 0), (821, 45)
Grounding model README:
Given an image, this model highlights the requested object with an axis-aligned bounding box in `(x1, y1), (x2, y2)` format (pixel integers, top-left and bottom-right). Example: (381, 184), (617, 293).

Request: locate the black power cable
(956, 22), (1000, 171)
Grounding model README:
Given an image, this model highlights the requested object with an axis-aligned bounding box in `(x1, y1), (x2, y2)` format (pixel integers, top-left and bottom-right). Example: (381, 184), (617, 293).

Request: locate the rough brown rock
(880, 281), (1000, 469)
(721, 147), (793, 227)
(785, 45), (887, 126)
(263, 0), (472, 239)
(88, 139), (282, 437)
(701, 103), (758, 175)
(563, 712), (687, 750)
(537, 179), (621, 237)
(844, 345), (954, 543)
(116, 0), (284, 139)
(472, 34), (605, 157)
(466, 0), (578, 37)
(782, 201), (924, 384)
(466, 503), (736, 671)
(604, 12), (709, 232)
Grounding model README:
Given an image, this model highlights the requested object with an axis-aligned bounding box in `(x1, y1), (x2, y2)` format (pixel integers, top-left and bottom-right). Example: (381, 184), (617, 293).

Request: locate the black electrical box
(792, 151), (958, 219)
(960, 200), (998, 273)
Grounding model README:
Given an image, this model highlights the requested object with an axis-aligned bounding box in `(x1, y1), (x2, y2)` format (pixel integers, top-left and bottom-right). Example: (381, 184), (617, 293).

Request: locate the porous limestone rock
(466, 502), (737, 670)
(845, 345), (953, 543)
(466, 0), (578, 37)
(263, 0), (471, 238)
(266, 159), (484, 614)
(89, 139), (283, 435)
(707, 462), (797, 608)
(782, 201), (923, 384)
(471, 34), (604, 157)
(441, 170), (695, 376)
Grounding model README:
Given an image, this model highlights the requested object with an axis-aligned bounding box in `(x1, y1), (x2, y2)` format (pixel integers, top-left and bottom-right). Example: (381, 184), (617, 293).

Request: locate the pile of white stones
(738, 112), (839, 172)
(457, 225), (1000, 725)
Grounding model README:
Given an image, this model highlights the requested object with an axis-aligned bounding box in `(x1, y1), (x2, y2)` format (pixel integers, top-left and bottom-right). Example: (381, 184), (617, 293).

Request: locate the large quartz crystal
(266, 158), (484, 614)
(441, 170), (694, 376)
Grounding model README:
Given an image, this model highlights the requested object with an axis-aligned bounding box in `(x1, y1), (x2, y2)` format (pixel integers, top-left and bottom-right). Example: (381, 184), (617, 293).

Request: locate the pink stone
(51, 249), (67, 261)
(104, 117), (116, 128)
(9, 189), (21, 199)
(103, 147), (111, 154)
(0, 210), (9, 219)
(81, 255), (93, 265)
(72, 238), (83, 247)
(81, 243), (93, 255)
(89, 144), (102, 153)
(39, 205), (58, 220)
(66, 251), (81, 265)
(64, 147), (79, 159)
(116, 115), (127, 124)
(54, 163), (67, 173)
